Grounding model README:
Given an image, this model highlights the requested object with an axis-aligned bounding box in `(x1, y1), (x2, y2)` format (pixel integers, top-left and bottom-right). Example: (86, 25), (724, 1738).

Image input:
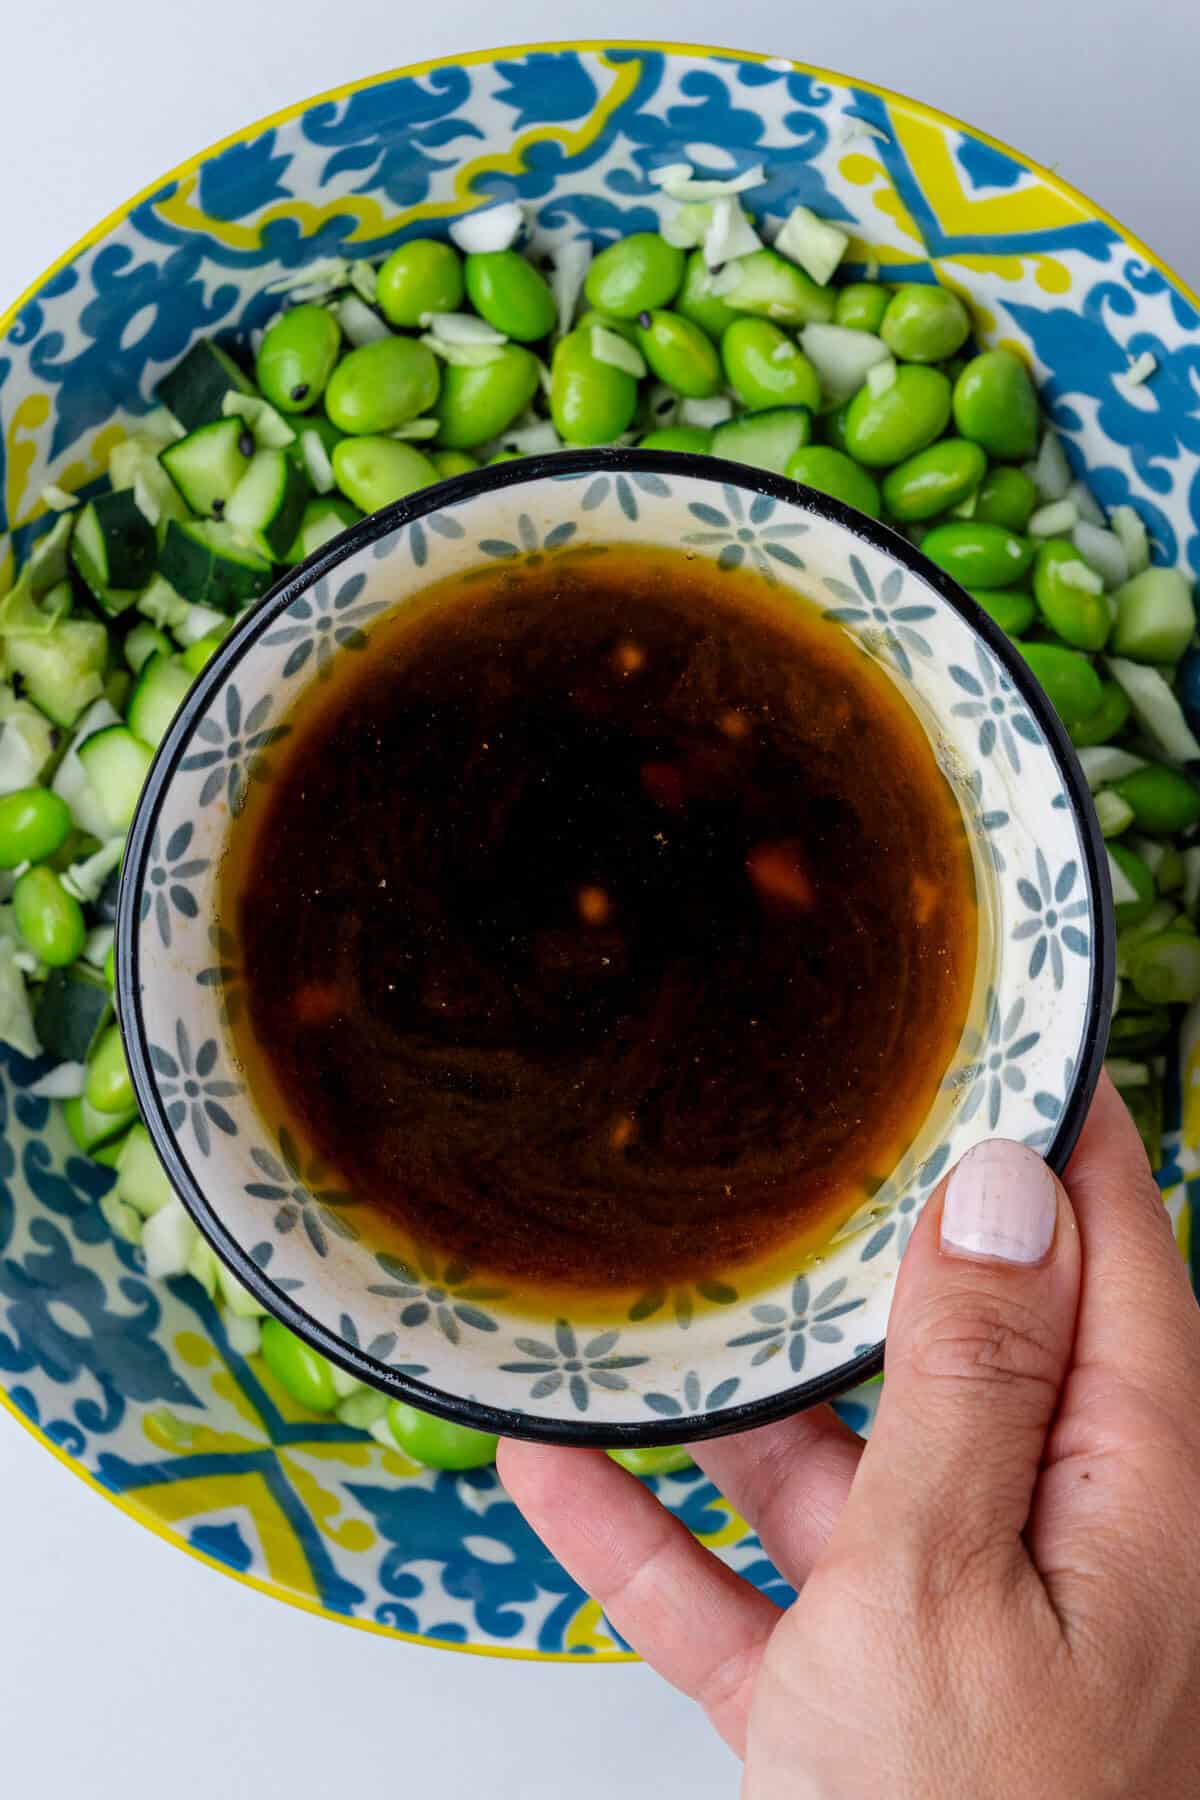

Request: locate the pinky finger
(498, 1442), (779, 1754)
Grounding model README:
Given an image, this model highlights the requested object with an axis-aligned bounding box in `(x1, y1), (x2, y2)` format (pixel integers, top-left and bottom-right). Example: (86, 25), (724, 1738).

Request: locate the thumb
(836, 1139), (1081, 1580)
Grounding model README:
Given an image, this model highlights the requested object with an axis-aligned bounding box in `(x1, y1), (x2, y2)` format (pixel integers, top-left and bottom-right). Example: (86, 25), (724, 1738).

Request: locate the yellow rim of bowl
(1, 38), (1195, 1660)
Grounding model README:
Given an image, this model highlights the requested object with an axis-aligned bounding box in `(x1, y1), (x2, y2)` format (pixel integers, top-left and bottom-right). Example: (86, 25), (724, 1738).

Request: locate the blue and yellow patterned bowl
(2, 41), (1199, 1658)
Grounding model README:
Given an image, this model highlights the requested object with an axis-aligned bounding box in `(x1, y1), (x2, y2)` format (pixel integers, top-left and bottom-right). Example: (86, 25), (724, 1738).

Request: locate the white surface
(0, 4), (1194, 1795)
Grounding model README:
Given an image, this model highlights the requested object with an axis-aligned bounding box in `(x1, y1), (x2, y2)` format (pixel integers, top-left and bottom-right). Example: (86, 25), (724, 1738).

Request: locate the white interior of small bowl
(127, 463), (1100, 1430)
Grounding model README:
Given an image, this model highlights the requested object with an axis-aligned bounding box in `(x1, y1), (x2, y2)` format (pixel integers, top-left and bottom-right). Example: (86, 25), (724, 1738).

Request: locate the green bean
(432, 345), (541, 449)
(637, 311), (723, 398)
(331, 438), (439, 512)
(921, 520), (1033, 588)
(550, 328), (639, 445)
(376, 239), (465, 327)
(880, 438), (986, 522)
(974, 465), (1037, 531)
(843, 366), (952, 467)
(879, 284), (971, 363)
(0, 787), (71, 868)
(1109, 842), (1156, 931)
(1113, 765), (1200, 834)
(785, 445), (881, 518)
(431, 450), (480, 478)
(1127, 931), (1200, 1006)
(324, 336), (440, 435)
(84, 1022), (134, 1114)
(12, 865), (85, 966)
(964, 586), (1035, 637)
(638, 425), (714, 453)
(952, 350), (1039, 459)
(1032, 538), (1111, 651)
(674, 250), (739, 340)
(463, 249), (557, 342)
(720, 318), (820, 411)
(606, 1445), (694, 1477)
(1017, 642), (1104, 728)
(1067, 679), (1131, 747)
(584, 233), (685, 318)
(714, 249), (836, 327)
(255, 304), (343, 413)
(260, 1318), (337, 1413)
(387, 1401), (498, 1469)
(833, 282), (889, 333)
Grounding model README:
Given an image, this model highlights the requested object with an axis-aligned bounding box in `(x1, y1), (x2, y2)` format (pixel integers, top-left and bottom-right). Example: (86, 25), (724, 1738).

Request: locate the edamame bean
(606, 1445), (694, 1477)
(720, 318), (820, 411)
(432, 345), (541, 449)
(181, 633), (226, 675)
(84, 1022), (134, 1114)
(464, 249), (557, 342)
(431, 449), (480, 478)
(714, 249), (836, 327)
(964, 586), (1036, 637)
(576, 310), (639, 343)
(843, 366), (952, 467)
(12, 865), (85, 966)
(1114, 765), (1200, 834)
(1068, 679), (1132, 748)
(785, 445), (881, 518)
(1127, 931), (1200, 1006)
(674, 250), (739, 340)
(324, 336), (440, 435)
(260, 1318), (337, 1413)
(584, 233), (685, 319)
(974, 465), (1037, 531)
(636, 311), (723, 398)
(550, 329), (639, 445)
(834, 282), (889, 334)
(820, 398), (854, 455)
(921, 520), (1033, 588)
(880, 438), (986, 522)
(376, 239), (465, 327)
(487, 450), (523, 464)
(638, 425), (714, 453)
(387, 1401), (498, 1469)
(255, 304), (343, 413)
(104, 943), (116, 989)
(1033, 538), (1111, 651)
(952, 350), (1039, 460)
(0, 787), (71, 868)
(1017, 642), (1104, 728)
(879, 284), (971, 363)
(331, 438), (438, 512)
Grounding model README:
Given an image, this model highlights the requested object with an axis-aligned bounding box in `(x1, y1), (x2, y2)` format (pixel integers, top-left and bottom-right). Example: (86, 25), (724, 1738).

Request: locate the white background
(0, 4), (1194, 1795)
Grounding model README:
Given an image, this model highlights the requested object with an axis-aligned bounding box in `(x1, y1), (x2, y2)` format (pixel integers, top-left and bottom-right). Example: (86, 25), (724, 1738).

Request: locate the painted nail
(940, 1139), (1057, 1265)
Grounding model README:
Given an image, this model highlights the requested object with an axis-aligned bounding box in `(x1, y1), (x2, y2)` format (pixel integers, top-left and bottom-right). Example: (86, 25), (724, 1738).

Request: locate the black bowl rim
(116, 447), (1115, 1447)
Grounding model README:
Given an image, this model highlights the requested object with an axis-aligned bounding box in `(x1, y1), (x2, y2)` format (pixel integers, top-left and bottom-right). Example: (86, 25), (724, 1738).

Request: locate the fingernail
(941, 1139), (1058, 1264)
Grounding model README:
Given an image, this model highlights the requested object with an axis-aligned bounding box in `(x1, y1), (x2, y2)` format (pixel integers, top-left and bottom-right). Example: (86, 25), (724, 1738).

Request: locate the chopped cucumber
(711, 406), (813, 473)
(116, 1124), (175, 1218)
(124, 622), (171, 674)
(159, 518), (272, 611)
(126, 653), (192, 749)
(7, 618), (108, 728)
(69, 491), (157, 611)
(1109, 568), (1196, 665)
(285, 495), (363, 562)
(156, 338), (256, 431)
(77, 726), (154, 832)
(160, 418), (253, 518)
(27, 515), (77, 596)
(109, 433), (190, 528)
(225, 447), (311, 560)
(63, 1092), (137, 1154)
(0, 699), (57, 793)
(33, 962), (111, 1064)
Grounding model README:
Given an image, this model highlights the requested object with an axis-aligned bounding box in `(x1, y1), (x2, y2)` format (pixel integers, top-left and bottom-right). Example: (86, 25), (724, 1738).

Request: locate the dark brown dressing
(225, 546), (977, 1298)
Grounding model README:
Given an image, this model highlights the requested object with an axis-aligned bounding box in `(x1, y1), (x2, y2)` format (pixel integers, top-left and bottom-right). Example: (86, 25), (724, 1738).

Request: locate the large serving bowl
(1, 41), (1197, 1656)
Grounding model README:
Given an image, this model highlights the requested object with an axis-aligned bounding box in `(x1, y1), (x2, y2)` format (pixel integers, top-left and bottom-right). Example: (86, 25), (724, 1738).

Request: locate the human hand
(499, 1077), (1200, 1797)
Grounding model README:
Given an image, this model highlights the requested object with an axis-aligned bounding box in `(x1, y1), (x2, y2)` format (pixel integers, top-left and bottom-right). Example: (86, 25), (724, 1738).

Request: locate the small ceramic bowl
(116, 449), (1113, 1445)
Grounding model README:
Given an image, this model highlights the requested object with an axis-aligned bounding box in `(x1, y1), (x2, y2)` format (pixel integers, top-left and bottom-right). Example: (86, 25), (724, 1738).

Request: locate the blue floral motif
(180, 685), (289, 811)
(1013, 849), (1090, 989)
(196, 924), (244, 1024)
(261, 570), (388, 680)
(948, 638), (1041, 772)
(197, 133), (292, 222)
(579, 469), (670, 522)
(405, 510), (465, 569)
(149, 1021), (240, 1156)
(682, 485), (807, 580)
(963, 767), (1012, 873)
(299, 69), (483, 209)
(823, 556), (932, 679)
(951, 991), (1041, 1131)
(495, 54), (599, 128)
(627, 1277), (739, 1329)
(500, 1321), (648, 1413)
(642, 1368), (740, 1418)
(138, 821), (208, 949)
(727, 1275), (866, 1372)
(367, 1248), (505, 1344)
(246, 1125), (357, 1259)
(856, 1142), (952, 1264)
(477, 513), (578, 564)
(1024, 1056), (1076, 1153)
